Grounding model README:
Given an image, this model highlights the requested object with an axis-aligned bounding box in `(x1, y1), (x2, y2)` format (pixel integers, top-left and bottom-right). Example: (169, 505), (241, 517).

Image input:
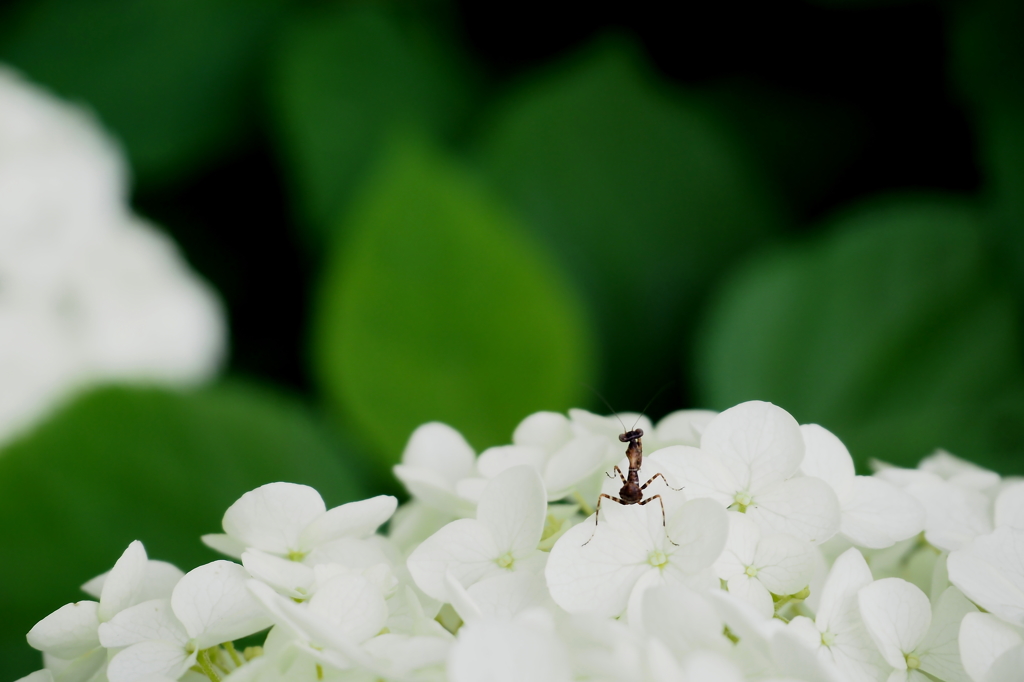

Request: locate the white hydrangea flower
(958, 612), (1024, 682)
(0, 66), (225, 446)
(99, 561), (271, 682)
(407, 466), (548, 602)
(26, 541), (183, 682)
(447, 609), (571, 682)
(393, 422), (479, 519)
(857, 578), (976, 681)
(545, 465), (727, 618)
(714, 511), (816, 618)
(787, 547), (886, 682)
(476, 410), (608, 502)
(201, 482), (396, 561)
(948, 527), (1024, 627)
(659, 401), (841, 545)
(800, 424), (924, 549)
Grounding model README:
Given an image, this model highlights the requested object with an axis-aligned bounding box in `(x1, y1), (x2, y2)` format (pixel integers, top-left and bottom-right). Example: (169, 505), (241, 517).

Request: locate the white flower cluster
(20, 401), (1024, 682)
(0, 66), (225, 445)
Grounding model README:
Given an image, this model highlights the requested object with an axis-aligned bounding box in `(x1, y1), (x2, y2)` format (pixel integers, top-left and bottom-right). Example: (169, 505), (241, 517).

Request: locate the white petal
(221, 483), (325, 555)
(466, 571), (552, 619)
(199, 533), (246, 560)
(994, 482), (1024, 529)
(241, 549), (314, 599)
(917, 587), (977, 682)
(447, 612), (571, 682)
(106, 641), (192, 682)
(918, 450), (1000, 491)
(246, 580), (376, 670)
(656, 445), (737, 506)
(655, 409), (718, 447)
(947, 527), (1024, 627)
(666, 498), (730, 575)
(476, 466), (546, 555)
(97, 541), (149, 622)
(817, 547), (874, 636)
(401, 422), (476, 484)
(747, 476), (841, 545)
(171, 560), (272, 648)
(858, 577), (932, 669)
(308, 574), (388, 643)
(13, 672), (53, 682)
(841, 476), (926, 549)
(43, 647), (107, 682)
(137, 562), (185, 603)
(393, 464), (477, 517)
(98, 599), (188, 648)
(543, 435), (607, 498)
(636, 583), (727, 656)
(799, 424), (855, 499)
(406, 519), (502, 602)
(715, 512), (761, 580)
(770, 625), (846, 682)
(26, 601), (100, 659)
(987, 645), (1024, 682)
(305, 536), (391, 570)
(298, 495), (397, 549)
(545, 512), (651, 617)
(959, 612), (1024, 682)
(476, 445), (547, 479)
(512, 411), (572, 450)
(701, 401), (804, 490)
(728, 574), (775, 618)
(754, 533), (816, 596)
(905, 480), (992, 551)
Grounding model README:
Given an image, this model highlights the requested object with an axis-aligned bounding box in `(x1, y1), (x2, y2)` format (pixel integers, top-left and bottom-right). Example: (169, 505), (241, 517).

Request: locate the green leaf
(312, 137), (594, 467)
(271, 3), (476, 241)
(0, 0), (285, 185)
(948, 0), (1024, 305)
(695, 195), (1024, 472)
(0, 381), (364, 679)
(476, 40), (786, 410)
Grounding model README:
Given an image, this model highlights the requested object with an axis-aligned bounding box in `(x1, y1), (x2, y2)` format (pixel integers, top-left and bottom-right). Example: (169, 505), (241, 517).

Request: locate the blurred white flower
(0, 66), (225, 446)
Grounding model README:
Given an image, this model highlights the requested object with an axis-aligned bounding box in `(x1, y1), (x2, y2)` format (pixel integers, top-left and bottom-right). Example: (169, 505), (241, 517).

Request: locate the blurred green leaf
(271, 2), (476, 241)
(476, 40), (786, 410)
(0, 0), (286, 186)
(948, 0), (1024, 306)
(312, 137), (594, 467)
(0, 381), (364, 679)
(695, 196), (1024, 472)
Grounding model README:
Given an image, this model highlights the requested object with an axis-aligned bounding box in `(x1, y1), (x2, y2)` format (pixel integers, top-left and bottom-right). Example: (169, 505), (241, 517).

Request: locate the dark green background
(1, 0), (1022, 677)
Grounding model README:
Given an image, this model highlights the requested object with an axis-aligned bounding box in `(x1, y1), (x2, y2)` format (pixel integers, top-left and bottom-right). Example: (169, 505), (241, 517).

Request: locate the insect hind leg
(582, 493), (628, 546)
(638, 494), (679, 546)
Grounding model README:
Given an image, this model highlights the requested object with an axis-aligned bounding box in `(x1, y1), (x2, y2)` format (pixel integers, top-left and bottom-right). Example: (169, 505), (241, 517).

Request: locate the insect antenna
(630, 381), (674, 431)
(581, 383), (627, 434)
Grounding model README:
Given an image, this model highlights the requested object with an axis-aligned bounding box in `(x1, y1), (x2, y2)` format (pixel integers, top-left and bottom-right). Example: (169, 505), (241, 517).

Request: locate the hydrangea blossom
(0, 65), (224, 446)
(18, 399), (1024, 682)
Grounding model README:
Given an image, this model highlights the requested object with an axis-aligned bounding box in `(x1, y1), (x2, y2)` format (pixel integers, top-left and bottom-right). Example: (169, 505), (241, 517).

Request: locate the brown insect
(582, 423), (682, 546)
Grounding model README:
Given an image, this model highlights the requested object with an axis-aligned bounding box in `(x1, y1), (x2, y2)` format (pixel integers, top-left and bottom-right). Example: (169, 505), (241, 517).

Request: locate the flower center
(821, 631), (836, 647)
(732, 491), (753, 512)
(906, 653), (920, 670)
(287, 549), (307, 562)
(744, 565), (759, 578)
(648, 550), (669, 568)
(496, 552), (515, 569)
